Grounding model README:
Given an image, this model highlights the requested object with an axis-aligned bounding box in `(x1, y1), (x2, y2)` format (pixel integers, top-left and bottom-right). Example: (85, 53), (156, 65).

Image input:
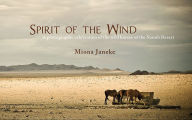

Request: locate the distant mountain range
(0, 63), (99, 71)
(0, 64), (191, 74)
(130, 70), (192, 75)
(163, 70), (192, 74)
(130, 70), (156, 75)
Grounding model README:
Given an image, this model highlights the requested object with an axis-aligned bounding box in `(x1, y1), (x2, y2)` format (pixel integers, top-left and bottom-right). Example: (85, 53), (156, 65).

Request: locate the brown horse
(126, 89), (144, 104)
(117, 89), (144, 104)
(104, 89), (118, 105)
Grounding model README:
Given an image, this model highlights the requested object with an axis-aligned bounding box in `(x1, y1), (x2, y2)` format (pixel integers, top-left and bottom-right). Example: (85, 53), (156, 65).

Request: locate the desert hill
(130, 70), (192, 75)
(0, 63), (98, 71)
(130, 70), (156, 75)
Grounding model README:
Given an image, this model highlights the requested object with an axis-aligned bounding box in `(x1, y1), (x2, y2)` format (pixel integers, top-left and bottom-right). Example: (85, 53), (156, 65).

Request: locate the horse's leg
(120, 95), (123, 104)
(113, 96), (115, 102)
(117, 95), (120, 103)
(131, 97), (133, 104)
(130, 96), (133, 104)
(127, 93), (129, 104)
(119, 93), (122, 104)
(104, 95), (108, 105)
(135, 97), (137, 104)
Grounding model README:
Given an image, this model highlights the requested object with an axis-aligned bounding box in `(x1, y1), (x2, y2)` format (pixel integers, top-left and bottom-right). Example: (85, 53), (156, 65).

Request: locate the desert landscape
(0, 72), (192, 119)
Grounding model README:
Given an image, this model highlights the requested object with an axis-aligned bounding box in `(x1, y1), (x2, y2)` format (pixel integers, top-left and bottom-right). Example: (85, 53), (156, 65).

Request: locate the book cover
(0, 0), (192, 119)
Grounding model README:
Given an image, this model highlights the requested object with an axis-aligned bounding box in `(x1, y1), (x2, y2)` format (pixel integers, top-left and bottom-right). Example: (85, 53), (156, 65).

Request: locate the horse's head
(138, 94), (144, 100)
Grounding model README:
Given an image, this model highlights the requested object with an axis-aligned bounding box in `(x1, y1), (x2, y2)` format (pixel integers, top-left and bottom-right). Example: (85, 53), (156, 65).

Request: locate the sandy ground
(0, 74), (192, 119)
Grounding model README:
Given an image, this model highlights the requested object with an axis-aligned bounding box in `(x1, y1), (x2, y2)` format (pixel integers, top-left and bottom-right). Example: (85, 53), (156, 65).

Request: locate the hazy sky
(0, 0), (192, 72)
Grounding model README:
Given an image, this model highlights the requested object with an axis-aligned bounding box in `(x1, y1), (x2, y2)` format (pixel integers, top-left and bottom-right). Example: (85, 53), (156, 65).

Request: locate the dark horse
(104, 89), (118, 105)
(117, 89), (127, 103)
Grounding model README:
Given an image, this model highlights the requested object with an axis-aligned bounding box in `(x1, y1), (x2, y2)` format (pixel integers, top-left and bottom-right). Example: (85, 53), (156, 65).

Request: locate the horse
(117, 89), (127, 103)
(104, 89), (118, 105)
(117, 89), (145, 104)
